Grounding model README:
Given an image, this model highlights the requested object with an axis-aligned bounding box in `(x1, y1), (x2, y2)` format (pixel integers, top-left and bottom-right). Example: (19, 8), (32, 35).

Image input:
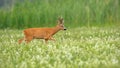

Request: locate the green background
(0, 0), (120, 29)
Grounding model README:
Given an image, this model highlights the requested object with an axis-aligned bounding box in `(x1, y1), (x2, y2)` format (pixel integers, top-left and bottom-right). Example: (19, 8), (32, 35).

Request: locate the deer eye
(60, 25), (63, 27)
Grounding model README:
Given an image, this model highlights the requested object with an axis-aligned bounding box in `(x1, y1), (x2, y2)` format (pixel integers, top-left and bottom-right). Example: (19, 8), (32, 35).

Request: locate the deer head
(57, 16), (66, 30)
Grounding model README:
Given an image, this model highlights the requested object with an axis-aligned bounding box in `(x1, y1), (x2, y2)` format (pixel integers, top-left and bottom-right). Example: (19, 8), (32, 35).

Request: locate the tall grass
(0, 0), (120, 29)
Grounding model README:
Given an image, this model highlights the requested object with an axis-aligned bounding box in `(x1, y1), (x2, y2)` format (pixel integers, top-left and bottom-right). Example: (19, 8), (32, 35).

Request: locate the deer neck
(52, 26), (61, 35)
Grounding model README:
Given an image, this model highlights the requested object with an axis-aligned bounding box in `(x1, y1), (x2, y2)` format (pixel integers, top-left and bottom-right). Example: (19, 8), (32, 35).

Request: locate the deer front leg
(45, 39), (48, 44)
(49, 36), (56, 41)
(44, 36), (55, 44)
(44, 36), (49, 44)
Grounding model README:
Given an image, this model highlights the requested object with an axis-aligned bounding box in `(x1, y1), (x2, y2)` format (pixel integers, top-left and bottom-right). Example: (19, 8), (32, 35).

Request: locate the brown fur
(18, 17), (66, 44)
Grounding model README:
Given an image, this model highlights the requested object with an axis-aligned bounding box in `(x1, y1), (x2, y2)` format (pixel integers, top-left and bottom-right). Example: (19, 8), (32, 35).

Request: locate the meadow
(0, 0), (120, 68)
(0, 27), (120, 68)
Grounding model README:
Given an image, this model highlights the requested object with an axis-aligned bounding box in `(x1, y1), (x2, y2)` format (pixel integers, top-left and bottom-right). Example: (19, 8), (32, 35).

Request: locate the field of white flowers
(0, 27), (120, 68)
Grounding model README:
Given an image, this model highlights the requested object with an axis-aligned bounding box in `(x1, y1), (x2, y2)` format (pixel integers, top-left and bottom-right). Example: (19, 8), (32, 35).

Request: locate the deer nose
(64, 28), (67, 30)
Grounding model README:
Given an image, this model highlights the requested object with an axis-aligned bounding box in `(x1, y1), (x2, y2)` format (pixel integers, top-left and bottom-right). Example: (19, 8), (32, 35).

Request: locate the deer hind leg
(25, 36), (33, 44)
(18, 38), (25, 44)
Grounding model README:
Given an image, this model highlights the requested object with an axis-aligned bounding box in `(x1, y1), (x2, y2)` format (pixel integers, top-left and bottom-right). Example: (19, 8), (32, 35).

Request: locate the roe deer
(18, 17), (66, 44)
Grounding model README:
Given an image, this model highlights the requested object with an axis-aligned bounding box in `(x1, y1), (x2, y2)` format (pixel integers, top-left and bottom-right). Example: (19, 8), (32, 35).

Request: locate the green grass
(0, 0), (120, 28)
(0, 27), (120, 68)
